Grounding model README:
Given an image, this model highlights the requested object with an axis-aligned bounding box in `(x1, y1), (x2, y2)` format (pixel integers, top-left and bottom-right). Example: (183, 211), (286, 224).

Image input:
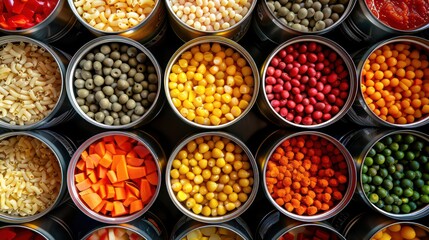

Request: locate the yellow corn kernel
(176, 191), (188, 202)
(230, 106), (241, 117)
(178, 72), (188, 83)
(203, 52), (214, 62)
(234, 75), (244, 86)
(206, 74), (216, 84)
(241, 66), (252, 76)
(169, 73), (178, 82)
(192, 204), (203, 214)
(209, 115), (221, 125)
(206, 181), (218, 192)
(204, 103), (214, 112)
(171, 182), (182, 192)
(193, 97), (203, 107)
(179, 164), (189, 174)
(197, 64), (207, 74)
(183, 100), (195, 109)
(225, 202), (235, 211)
(221, 94), (231, 103)
(172, 64), (182, 74)
(178, 91), (188, 101)
(194, 52), (204, 61)
(213, 101), (222, 109)
(201, 206), (211, 216)
(170, 89), (180, 98)
(169, 82), (178, 90)
(178, 59), (188, 68)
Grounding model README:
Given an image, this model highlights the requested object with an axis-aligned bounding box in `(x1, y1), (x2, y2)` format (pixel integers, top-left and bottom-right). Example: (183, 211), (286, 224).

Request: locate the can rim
(67, 131), (163, 224)
(261, 131), (357, 222)
(163, 36), (260, 129)
(0, 131), (66, 223)
(355, 36), (429, 128)
(359, 130), (429, 220)
(65, 35), (163, 129)
(80, 225), (148, 240)
(0, 35), (67, 130)
(165, 131), (259, 224)
(259, 35), (358, 129)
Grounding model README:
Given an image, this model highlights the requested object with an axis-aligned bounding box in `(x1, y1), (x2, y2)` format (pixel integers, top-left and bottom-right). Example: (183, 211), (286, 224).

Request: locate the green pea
(118, 94), (129, 104)
(132, 93), (142, 102)
(392, 205), (400, 214)
(142, 99), (150, 107)
(134, 73), (145, 82)
(120, 63), (131, 73)
(383, 205), (392, 212)
(383, 179), (393, 190)
(369, 193), (379, 203)
(322, 7), (331, 19)
(304, 0), (313, 8)
(331, 4), (345, 13)
(112, 60), (121, 69)
(136, 64), (146, 73)
(131, 114), (140, 122)
(393, 186), (403, 196)
(127, 47), (138, 57)
(307, 8), (315, 18)
(110, 51), (120, 61)
(103, 67), (112, 76)
(102, 86), (114, 96)
(100, 45), (111, 55)
(111, 68), (122, 78)
(94, 53), (105, 62)
(89, 104), (99, 113)
(314, 11), (324, 21)
(83, 60), (93, 71)
(291, 3), (300, 12)
(267, 2), (275, 12)
(338, 0), (348, 4)
(80, 105), (89, 113)
(126, 99), (136, 110)
(410, 161), (420, 170)
(119, 74), (128, 80)
(93, 75), (103, 86)
(403, 188), (414, 198)
(331, 12), (340, 21)
(291, 23), (302, 30)
(103, 58), (114, 67)
(134, 105), (145, 115)
(277, 7), (289, 17)
(81, 70), (92, 80)
(148, 93), (157, 103)
(99, 98), (111, 110)
(401, 204), (411, 213)
(76, 98), (85, 106)
(312, 2), (322, 11)
(120, 53), (129, 62)
(372, 176), (383, 185)
(377, 188), (388, 199)
(93, 61), (102, 71)
(297, 8), (308, 19)
(104, 115), (114, 125)
(86, 94), (95, 104)
(323, 18), (334, 27)
(74, 79), (85, 89)
(113, 118), (120, 125)
(77, 89), (89, 98)
(79, 59), (87, 68)
(315, 20), (326, 30)
(286, 12), (295, 21)
(384, 195), (394, 205)
(117, 79), (130, 91)
(128, 69), (137, 78)
(112, 102), (122, 112)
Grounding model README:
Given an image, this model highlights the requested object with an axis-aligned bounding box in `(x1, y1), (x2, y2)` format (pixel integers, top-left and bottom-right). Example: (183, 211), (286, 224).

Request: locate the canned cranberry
(258, 36), (357, 128)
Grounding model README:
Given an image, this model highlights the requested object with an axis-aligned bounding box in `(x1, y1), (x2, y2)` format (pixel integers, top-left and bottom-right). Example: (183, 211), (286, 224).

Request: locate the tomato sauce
(365, 0), (429, 30)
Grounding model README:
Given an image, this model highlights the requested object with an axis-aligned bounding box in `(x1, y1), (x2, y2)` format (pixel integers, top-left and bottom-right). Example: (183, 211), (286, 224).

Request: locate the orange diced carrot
(125, 182), (140, 197)
(113, 181), (125, 188)
(126, 150), (137, 159)
(133, 145), (150, 158)
(118, 141), (132, 152)
(95, 141), (106, 157)
(145, 159), (157, 174)
(123, 195), (138, 207)
(129, 200), (143, 214)
(105, 143), (116, 155)
(81, 150), (89, 161)
(126, 157), (144, 167)
(116, 157), (129, 182)
(90, 177), (108, 192)
(107, 170), (118, 183)
(89, 154), (101, 167)
(76, 159), (86, 171)
(107, 185), (115, 199)
(93, 200), (107, 213)
(81, 193), (102, 210)
(146, 172), (158, 186)
(88, 171), (97, 184)
(79, 188), (95, 196)
(105, 201), (113, 211)
(112, 201), (127, 217)
(115, 149), (127, 155)
(89, 145), (95, 155)
(114, 135), (129, 147)
(111, 155), (125, 171)
(103, 136), (114, 142)
(140, 179), (152, 203)
(75, 173), (86, 183)
(127, 166), (146, 179)
(76, 178), (92, 191)
(96, 165), (108, 179)
(99, 151), (113, 168)
(98, 185), (107, 199)
(114, 187), (126, 200)
(86, 157), (94, 169)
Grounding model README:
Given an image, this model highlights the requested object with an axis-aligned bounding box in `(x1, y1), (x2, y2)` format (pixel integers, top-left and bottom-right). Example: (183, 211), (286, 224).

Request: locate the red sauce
(365, 0), (429, 30)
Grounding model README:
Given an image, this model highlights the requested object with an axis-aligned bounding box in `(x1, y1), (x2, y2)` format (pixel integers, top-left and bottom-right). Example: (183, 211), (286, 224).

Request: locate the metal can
(257, 36), (358, 129)
(347, 36), (429, 128)
(165, 0), (256, 42)
(164, 36), (259, 129)
(0, 130), (76, 223)
(65, 36), (164, 129)
(0, 36), (75, 130)
(67, 0), (166, 46)
(252, 0), (356, 45)
(256, 210), (346, 240)
(165, 131), (259, 224)
(341, 128), (429, 220)
(342, 211), (429, 240)
(256, 129), (357, 222)
(340, 0), (429, 44)
(170, 215), (252, 240)
(67, 130), (165, 224)
(0, 0), (78, 44)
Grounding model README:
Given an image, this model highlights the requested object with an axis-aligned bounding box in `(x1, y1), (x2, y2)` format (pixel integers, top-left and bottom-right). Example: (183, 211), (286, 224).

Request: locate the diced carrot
(97, 165), (108, 179)
(95, 141), (106, 157)
(127, 166), (146, 179)
(129, 200), (143, 214)
(76, 178), (92, 191)
(98, 185), (107, 199)
(76, 159), (86, 171)
(105, 143), (116, 155)
(89, 144), (95, 155)
(88, 171), (97, 184)
(90, 177), (108, 192)
(99, 151), (113, 168)
(93, 200), (107, 213)
(81, 193), (102, 210)
(89, 154), (101, 167)
(116, 157), (129, 182)
(113, 181), (125, 188)
(145, 159), (157, 174)
(79, 188), (95, 196)
(126, 157), (144, 167)
(125, 182), (140, 197)
(140, 179), (152, 203)
(118, 141), (132, 152)
(114, 135), (129, 147)
(81, 150), (89, 161)
(86, 157), (94, 169)
(107, 185), (115, 199)
(105, 201), (113, 211)
(100, 205), (108, 215)
(75, 173), (86, 183)
(111, 155), (125, 171)
(115, 149), (127, 155)
(114, 187), (126, 200)
(107, 170), (118, 183)
(112, 201), (127, 217)
(103, 136), (114, 142)
(123, 195), (138, 207)
(146, 172), (158, 186)
(126, 150), (137, 159)
(86, 168), (94, 176)
(134, 145), (150, 158)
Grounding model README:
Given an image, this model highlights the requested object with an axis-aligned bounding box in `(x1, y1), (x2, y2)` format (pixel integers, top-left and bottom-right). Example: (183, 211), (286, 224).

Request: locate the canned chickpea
(164, 36), (259, 129)
(166, 132), (259, 223)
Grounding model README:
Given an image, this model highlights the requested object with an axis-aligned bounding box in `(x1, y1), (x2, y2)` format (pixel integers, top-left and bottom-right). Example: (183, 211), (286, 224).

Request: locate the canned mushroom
(256, 210), (346, 240)
(347, 36), (429, 128)
(166, 132), (259, 223)
(258, 36), (357, 128)
(0, 131), (74, 223)
(256, 130), (357, 222)
(0, 36), (75, 130)
(67, 131), (165, 224)
(164, 36), (259, 129)
(342, 129), (429, 220)
(66, 36), (163, 129)
(165, 0), (256, 41)
(252, 0), (356, 44)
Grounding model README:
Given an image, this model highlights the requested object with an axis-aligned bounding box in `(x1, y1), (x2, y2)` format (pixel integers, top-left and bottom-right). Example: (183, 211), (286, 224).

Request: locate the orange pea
(376, 55), (385, 64)
(371, 63), (380, 71)
(386, 57), (397, 67)
(374, 70), (384, 80)
(366, 86), (376, 95)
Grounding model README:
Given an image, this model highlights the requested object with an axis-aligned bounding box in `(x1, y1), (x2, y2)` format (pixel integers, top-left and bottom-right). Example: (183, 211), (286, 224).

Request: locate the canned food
(256, 210), (346, 240)
(165, 0), (256, 42)
(342, 128), (429, 220)
(340, 0), (429, 43)
(252, 0), (356, 45)
(258, 36), (357, 128)
(347, 36), (429, 128)
(65, 36), (164, 129)
(0, 131), (75, 223)
(164, 36), (259, 129)
(67, 0), (166, 46)
(166, 132), (259, 223)
(0, 36), (75, 130)
(67, 131), (165, 224)
(342, 211), (429, 240)
(0, 0), (78, 43)
(256, 130), (357, 222)
(170, 215), (252, 240)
